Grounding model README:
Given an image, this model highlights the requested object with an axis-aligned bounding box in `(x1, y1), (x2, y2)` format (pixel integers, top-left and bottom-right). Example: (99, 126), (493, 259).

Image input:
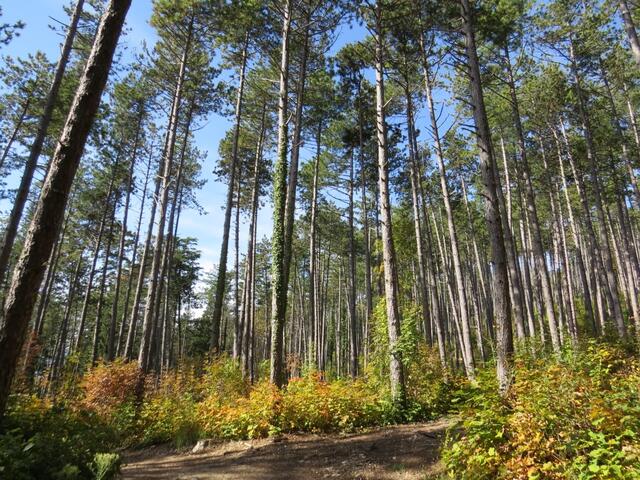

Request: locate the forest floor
(121, 417), (453, 480)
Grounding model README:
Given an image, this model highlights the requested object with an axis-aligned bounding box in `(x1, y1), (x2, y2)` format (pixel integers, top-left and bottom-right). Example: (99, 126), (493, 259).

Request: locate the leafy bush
(199, 380), (281, 439)
(279, 373), (386, 432)
(80, 359), (140, 418)
(0, 395), (117, 479)
(442, 341), (640, 479)
(90, 453), (121, 480)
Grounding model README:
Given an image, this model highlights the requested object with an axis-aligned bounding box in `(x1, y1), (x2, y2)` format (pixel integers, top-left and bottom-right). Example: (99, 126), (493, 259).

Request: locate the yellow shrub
(198, 380), (281, 439)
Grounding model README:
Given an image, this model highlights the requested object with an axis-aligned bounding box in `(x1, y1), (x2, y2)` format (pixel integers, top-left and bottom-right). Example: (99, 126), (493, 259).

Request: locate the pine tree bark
(108, 109), (143, 360)
(283, 25), (310, 289)
(569, 38), (626, 337)
(50, 254), (83, 388)
(124, 146), (164, 360)
(420, 57), (475, 378)
(269, 0), (292, 387)
(551, 129), (596, 332)
(309, 123), (321, 368)
(348, 148), (358, 378)
(241, 105), (266, 379)
(461, 0), (512, 393)
(210, 32), (249, 353)
(75, 168), (117, 352)
(138, 19), (192, 373)
(504, 47), (560, 350)
(0, 0), (131, 420)
(619, 0), (640, 68)
(91, 197), (119, 365)
(116, 149), (151, 357)
(373, 1), (405, 403)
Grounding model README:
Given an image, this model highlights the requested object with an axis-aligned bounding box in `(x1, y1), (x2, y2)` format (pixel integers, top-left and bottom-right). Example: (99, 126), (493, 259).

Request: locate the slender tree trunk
(91, 198), (119, 365)
(420, 57), (475, 378)
(309, 123), (321, 368)
(0, 0), (131, 420)
(569, 38), (626, 337)
(461, 178), (495, 343)
(75, 169), (117, 352)
(505, 46), (560, 350)
(420, 182), (448, 369)
(108, 109), (143, 360)
(283, 25), (310, 289)
(34, 208), (71, 338)
(117, 149), (153, 357)
(50, 254), (83, 388)
(461, 0), (512, 393)
(210, 32), (249, 353)
(154, 102), (192, 372)
(619, 0), (640, 68)
(242, 107), (265, 378)
(233, 180), (242, 360)
(138, 19), (192, 373)
(269, 0), (292, 387)
(374, 2), (405, 403)
(0, 0), (85, 286)
(348, 148), (358, 378)
(358, 111), (373, 361)
(124, 145), (164, 360)
(551, 129), (596, 332)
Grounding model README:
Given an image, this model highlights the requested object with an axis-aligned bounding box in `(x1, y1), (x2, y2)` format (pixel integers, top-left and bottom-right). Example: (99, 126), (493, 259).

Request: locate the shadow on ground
(122, 418), (452, 480)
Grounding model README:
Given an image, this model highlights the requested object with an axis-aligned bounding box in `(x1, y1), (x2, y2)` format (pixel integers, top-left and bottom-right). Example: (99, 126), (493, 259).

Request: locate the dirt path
(122, 418), (452, 480)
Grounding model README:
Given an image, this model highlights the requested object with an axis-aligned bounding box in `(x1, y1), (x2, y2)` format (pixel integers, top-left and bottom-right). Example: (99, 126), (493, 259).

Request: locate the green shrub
(0, 395), (118, 479)
(442, 341), (640, 479)
(90, 453), (121, 480)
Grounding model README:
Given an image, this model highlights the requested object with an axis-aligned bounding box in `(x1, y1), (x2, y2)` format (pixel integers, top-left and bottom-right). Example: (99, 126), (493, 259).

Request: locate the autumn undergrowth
(0, 313), (459, 479)
(441, 339), (640, 479)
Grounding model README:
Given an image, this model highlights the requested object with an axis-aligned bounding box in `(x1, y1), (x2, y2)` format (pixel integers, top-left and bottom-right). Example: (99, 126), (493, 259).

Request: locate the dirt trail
(122, 418), (452, 480)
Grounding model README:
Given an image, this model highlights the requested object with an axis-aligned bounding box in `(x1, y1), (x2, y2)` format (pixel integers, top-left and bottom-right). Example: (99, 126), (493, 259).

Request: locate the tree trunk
(49, 254), (83, 389)
(269, 0), (292, 387)
(348, 148), (358, 378)
(91, 197), (119, 365)
(108, 108), (143, 360)
(283, 25), (310, 289)
(551, 129), (596, 332)
(138, 18), (192, 373)
(117, 148), (153, 357)
(620, 0), (640, 68)
(75, 167), (117, 353)
(420, 54), (475, 379)
(210, 32), (249, 353)
(242, 105), (266, 379)
(374, 1), (405, 403)
(569, 38), (626, 338)
(504, 46), (560, 350)
(461, 0), (512, 394)
(309, 123), (321, 368)
(124, 142), (164, 360)
(0, 0), (131, 420)
(0, 0), (85, 286)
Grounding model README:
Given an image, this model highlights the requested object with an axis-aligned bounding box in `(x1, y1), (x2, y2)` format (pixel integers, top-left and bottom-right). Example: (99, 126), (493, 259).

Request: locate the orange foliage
(80, 359), (140, 417)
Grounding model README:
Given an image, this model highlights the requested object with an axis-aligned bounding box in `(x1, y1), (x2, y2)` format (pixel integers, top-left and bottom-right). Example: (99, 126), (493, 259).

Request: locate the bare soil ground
(121, 418), (452, 480)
